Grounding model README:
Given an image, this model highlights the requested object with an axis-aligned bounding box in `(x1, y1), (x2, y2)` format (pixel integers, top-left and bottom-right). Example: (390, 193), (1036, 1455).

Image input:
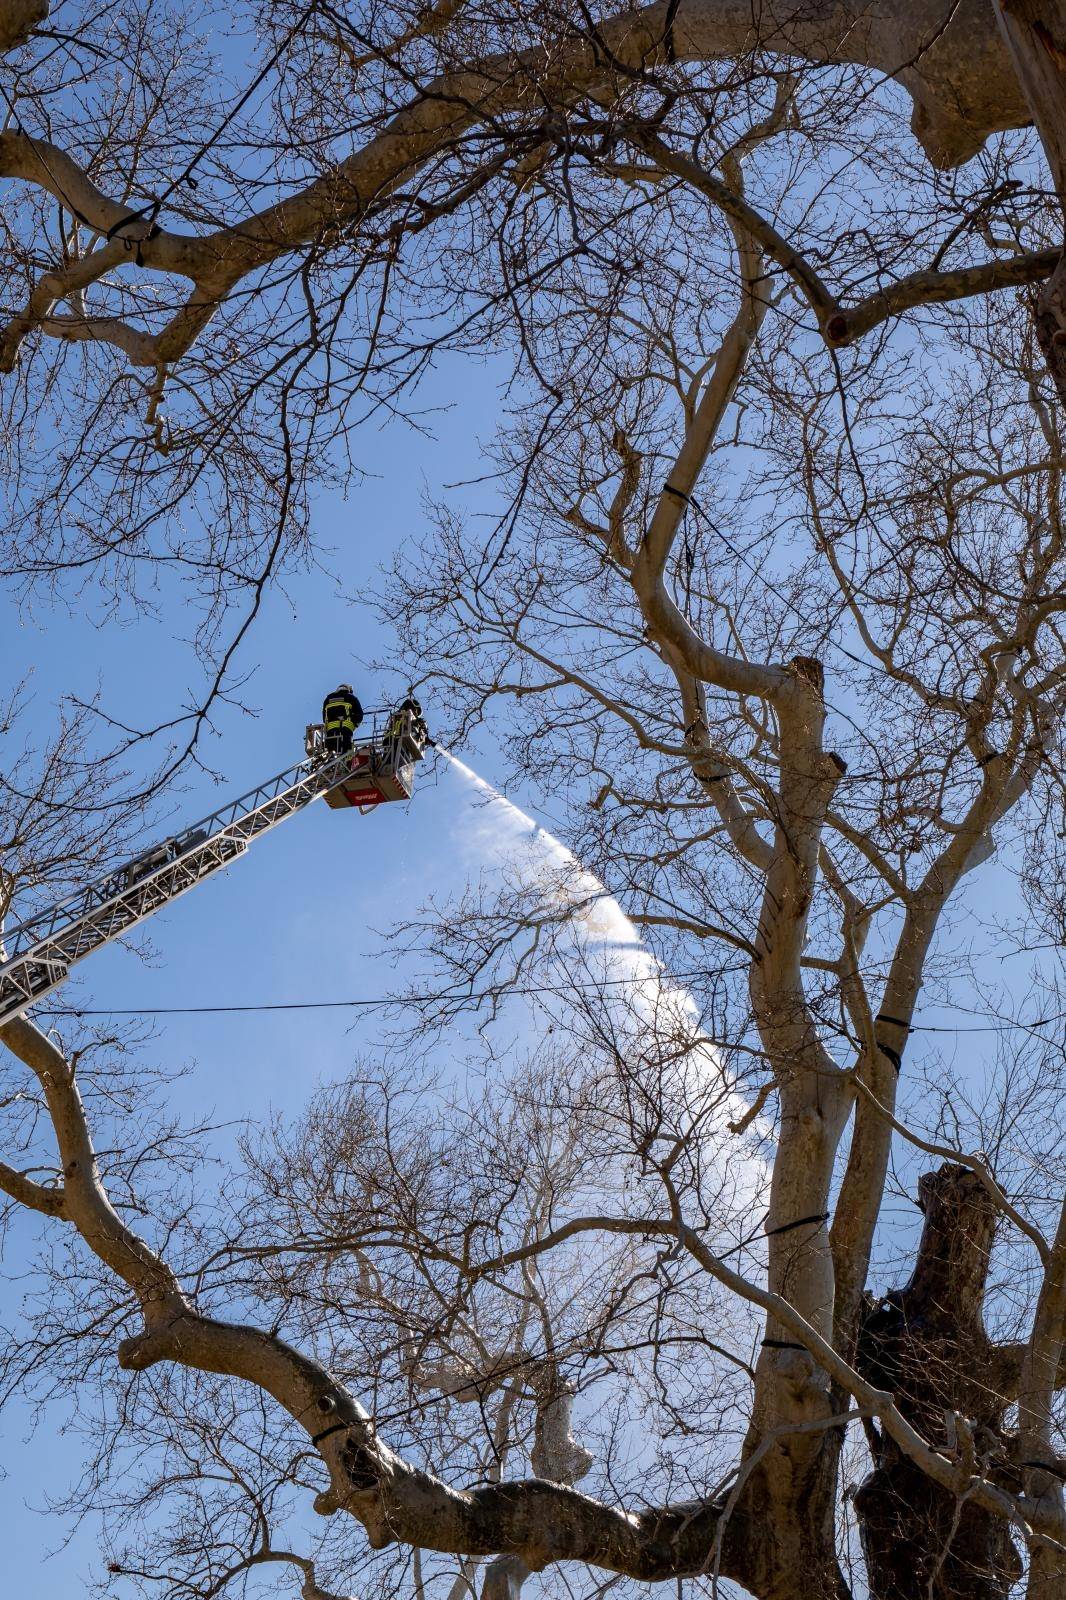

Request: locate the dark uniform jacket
(323, 690), (363, 735)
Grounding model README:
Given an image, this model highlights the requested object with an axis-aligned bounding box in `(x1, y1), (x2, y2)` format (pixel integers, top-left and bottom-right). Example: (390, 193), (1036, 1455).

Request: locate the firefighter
(384, 696), (429, 763)
(382, 702), (406, 764)
(402, 696), (431, 753)
(322, 684), (363, 754)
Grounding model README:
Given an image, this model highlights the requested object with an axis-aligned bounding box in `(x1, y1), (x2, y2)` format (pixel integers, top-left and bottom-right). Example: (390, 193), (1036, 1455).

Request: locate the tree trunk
(853, 1165), (1022, 1600)
(995, 3), (1066, 402)
(734, 1438), (852, 1600)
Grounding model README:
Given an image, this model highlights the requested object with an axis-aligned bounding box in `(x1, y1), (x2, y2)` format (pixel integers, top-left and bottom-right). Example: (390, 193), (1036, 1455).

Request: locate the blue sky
(4, 8), (1055, 1598)
(0, 109), (1050, 1600)
(0, 347), (531, 1592)
(0, 324), (1046, 1594)
(0, 325), (1044, 1592)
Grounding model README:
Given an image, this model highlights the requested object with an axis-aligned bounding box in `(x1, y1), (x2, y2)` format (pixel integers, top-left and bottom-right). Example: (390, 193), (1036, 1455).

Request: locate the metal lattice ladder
(0, 723), (416, 1030)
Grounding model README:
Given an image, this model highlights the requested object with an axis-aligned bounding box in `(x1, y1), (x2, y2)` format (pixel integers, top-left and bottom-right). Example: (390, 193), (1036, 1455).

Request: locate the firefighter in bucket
(384, 696), (430, 763)
(322, 684), (363, 755)
(316, 691), (431, 810)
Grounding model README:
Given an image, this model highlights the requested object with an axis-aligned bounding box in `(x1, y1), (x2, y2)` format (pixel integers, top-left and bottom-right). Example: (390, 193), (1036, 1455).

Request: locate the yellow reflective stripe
(324, 699), (355, 730)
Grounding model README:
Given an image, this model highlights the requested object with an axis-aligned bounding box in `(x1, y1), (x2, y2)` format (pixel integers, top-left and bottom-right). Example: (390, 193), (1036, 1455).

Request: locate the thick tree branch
(0, 1157), (64, 1215)
(0, 1), (1041, 372)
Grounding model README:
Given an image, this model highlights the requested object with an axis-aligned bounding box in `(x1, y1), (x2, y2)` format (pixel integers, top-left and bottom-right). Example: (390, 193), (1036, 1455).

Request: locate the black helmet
(337, 683), (353, 693)
(401, 696), (422, 714)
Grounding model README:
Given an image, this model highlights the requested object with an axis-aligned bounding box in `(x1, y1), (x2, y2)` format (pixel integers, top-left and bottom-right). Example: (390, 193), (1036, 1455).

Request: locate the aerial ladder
(0, 708), (428, 1031)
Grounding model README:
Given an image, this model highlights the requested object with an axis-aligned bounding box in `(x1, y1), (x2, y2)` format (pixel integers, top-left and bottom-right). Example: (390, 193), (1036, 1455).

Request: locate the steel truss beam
(0, 745), (373, 1029)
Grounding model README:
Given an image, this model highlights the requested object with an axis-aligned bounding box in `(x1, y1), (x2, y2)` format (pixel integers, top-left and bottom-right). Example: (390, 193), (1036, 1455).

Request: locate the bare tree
(375, 135), (1066, 1590)
(2, 6), (1066, 1600)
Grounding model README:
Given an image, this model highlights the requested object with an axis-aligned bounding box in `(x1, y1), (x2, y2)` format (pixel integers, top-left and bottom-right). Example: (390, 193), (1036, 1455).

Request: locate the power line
(43, 976), (1066, 1035)
(45, 964), (742, 1018)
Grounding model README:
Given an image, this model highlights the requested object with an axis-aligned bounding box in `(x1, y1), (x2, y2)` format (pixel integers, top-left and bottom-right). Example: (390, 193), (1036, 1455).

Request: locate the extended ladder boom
(0, 747), (369, 1031)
